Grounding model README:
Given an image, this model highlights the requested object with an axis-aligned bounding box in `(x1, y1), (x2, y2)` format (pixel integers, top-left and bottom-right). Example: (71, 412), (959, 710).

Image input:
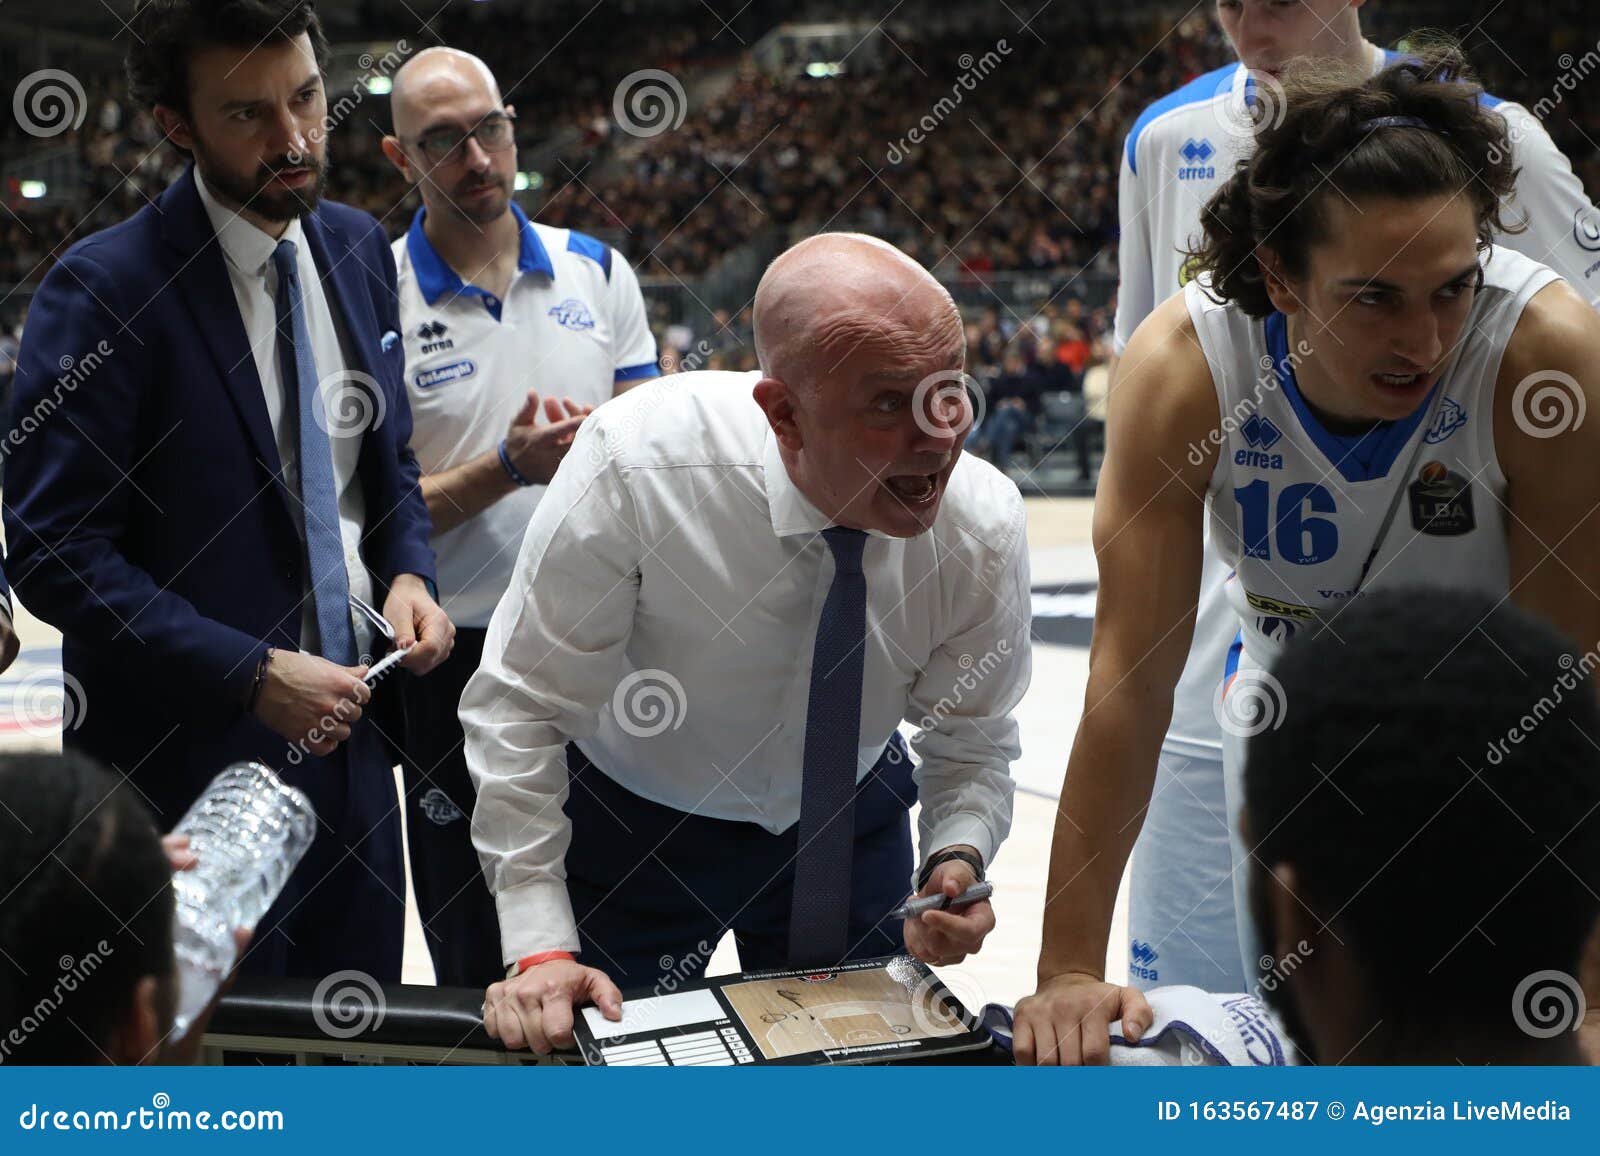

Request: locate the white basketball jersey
(1121, 48), (1600, 758)
(1189, 245), (1558, 666)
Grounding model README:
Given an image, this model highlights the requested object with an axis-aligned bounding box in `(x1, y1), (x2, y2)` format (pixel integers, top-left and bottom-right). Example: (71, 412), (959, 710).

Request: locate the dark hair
(126, 0), (331, 116)
(0, 753), (175, 1064)
(1246, 590), (1600, 1048)
(1188, 41), (1520, 317)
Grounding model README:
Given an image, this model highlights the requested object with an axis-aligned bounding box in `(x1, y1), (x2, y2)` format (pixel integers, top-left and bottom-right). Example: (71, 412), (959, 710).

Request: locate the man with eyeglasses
(381, 46), (659, 988)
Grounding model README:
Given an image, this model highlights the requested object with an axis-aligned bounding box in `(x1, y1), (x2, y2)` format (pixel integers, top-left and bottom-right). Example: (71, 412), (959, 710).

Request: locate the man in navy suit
(3, 0), (453, 982)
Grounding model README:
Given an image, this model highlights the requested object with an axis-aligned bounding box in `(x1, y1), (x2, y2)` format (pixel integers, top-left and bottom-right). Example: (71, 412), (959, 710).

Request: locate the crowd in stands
(2, 3), (1596, 481)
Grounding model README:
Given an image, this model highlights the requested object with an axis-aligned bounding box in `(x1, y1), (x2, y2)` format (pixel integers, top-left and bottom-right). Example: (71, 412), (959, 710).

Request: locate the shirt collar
(761, 425), (895, 540)
(405, 201), (554, 306)
(194, 166), (305, 278)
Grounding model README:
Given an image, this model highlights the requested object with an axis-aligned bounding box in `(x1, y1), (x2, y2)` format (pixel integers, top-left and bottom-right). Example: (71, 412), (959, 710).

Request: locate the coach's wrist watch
(915, 848), (985, 892)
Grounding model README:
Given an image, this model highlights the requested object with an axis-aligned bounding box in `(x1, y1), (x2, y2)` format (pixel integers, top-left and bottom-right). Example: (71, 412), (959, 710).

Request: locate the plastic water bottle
(169, 762), (316, 1037)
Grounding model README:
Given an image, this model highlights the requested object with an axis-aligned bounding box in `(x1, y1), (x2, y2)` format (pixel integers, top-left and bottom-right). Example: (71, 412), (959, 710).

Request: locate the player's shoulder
(939, 453), (1027, 562)
(533, 221), (616, 283)
(1125, 62), (1241, 175)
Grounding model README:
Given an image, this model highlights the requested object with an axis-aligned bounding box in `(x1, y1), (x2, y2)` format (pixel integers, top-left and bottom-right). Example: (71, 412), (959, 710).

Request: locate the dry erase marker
(889, 881), (994, 921)
(364, 644), (413, 684)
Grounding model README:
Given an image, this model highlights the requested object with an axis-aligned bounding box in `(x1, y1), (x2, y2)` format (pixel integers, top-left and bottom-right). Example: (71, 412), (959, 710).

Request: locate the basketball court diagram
(721, 969), (966, 1059)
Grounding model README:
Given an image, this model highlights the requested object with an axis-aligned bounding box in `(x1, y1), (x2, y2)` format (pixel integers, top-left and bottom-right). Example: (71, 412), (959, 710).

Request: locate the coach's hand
(385, 574), (454, 675)
(902, 849), (995, 967)
(504, 390), (592, 485)
(1012, 971), (1151, 1066)
(484, 959), (623, 1055)
(253, 649), (370, 755)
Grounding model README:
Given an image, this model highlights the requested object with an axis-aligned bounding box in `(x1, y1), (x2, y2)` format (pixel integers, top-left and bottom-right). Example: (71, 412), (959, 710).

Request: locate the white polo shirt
(394, 204), (659, 627)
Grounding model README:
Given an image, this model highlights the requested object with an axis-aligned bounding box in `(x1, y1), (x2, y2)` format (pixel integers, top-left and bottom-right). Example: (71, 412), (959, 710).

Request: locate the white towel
(1108, 986), (1294, 1066)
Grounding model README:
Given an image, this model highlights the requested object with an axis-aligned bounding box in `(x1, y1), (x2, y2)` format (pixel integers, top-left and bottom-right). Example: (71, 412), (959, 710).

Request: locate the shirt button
(484, 296), (497, 307)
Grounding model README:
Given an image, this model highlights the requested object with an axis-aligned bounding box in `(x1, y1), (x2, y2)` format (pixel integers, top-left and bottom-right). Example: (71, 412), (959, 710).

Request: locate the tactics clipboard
(572, 954), (992, 1066)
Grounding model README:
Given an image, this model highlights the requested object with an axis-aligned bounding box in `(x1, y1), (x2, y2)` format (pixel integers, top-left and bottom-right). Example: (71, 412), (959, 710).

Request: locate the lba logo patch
(547, 297), (596, 331)
(1410, 460), (1475, 536)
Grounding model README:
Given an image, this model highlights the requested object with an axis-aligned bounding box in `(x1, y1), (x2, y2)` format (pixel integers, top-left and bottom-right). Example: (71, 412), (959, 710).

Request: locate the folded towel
(980, 987), (1294, 1066)
(1109, 986), (1292, 1066)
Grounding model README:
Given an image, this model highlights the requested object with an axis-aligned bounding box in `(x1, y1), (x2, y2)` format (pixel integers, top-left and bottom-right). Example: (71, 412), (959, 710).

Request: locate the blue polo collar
(406, 201), (554, 310)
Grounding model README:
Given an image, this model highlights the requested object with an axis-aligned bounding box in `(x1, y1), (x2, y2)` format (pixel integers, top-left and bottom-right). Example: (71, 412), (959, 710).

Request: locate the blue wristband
(497, 439), (535, 487)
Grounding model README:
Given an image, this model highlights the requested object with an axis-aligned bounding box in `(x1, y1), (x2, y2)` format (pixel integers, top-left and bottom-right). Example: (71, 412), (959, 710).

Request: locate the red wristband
(515, 950), (575, 975)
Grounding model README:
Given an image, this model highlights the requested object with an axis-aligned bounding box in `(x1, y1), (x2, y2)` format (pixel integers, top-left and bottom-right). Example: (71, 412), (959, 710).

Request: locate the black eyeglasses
(409, 111), (516, 165)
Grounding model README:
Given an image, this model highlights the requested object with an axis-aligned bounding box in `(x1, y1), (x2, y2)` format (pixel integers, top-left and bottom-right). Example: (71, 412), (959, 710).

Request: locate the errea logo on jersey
(1236, 414), (1284, 470)
(1178, 137), (1217, 180)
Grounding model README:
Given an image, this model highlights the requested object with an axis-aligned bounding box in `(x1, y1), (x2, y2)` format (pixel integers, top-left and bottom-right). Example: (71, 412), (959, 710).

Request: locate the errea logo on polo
(1178, 137), (1217, 180)
(547, 297), (596, 331)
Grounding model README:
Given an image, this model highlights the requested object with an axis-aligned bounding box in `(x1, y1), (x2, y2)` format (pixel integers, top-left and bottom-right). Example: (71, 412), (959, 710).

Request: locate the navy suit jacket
(4, 167), (435, 825)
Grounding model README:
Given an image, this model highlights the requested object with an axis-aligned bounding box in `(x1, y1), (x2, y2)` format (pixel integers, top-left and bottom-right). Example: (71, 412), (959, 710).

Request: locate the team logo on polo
(1236, 413), (1284, 470)
(547, 297), (596, 331)
(1424, 396), (1467, 444)
(419, 787), (465, 826)
(415, 359), (476, 390)
(1178, 137), (1216, 180)
(415, 319), (453, 353)
(1409, 460), (1476, 536)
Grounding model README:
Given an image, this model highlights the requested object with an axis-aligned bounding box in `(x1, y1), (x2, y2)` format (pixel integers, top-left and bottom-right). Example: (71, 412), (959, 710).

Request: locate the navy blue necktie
(270, 239), (356, 666)
(788, 526), (868, 966)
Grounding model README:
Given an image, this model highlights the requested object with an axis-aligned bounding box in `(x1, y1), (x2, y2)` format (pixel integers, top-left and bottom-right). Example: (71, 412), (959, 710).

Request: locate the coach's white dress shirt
(460, 370), (1033, 960)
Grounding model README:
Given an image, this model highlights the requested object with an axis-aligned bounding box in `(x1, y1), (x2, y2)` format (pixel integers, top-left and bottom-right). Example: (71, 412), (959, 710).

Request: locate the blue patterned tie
(270, 239), (356, 666)
(788, 526), (868, 966)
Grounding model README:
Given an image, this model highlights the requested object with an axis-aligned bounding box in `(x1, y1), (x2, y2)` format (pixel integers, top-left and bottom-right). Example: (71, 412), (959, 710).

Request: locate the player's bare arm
(1013, 290), (1222, 1065)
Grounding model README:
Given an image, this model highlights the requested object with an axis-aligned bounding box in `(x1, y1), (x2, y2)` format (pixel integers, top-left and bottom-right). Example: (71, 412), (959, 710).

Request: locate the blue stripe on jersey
(614, 360), (660, 382)
(1264, 312), (1439, 483)
(1124, 62), (1240, 177)
(565, 230), (613, 281)
(1222, 628), (1244, 693)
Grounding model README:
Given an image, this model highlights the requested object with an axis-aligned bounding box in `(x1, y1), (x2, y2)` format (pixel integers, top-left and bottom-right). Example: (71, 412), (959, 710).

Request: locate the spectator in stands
(379, 45), (656, 987)
(980, 349), (1046, 473)
(0, 752), (244, 1065)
